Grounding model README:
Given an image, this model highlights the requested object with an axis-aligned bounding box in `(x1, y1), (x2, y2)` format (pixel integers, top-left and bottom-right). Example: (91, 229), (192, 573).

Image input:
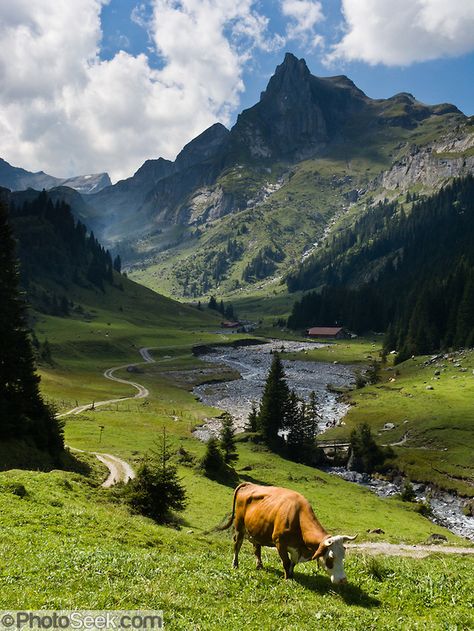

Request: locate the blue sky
(100, 0), (474, 118)
(0, 0), (473, 181)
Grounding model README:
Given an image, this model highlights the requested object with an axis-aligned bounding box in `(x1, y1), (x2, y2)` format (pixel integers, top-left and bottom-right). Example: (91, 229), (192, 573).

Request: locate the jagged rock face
(378, 132), (474, 190)
(175, 123), (229, 170)
(229, 53), (368, 161)
(86, 124), (230, 235)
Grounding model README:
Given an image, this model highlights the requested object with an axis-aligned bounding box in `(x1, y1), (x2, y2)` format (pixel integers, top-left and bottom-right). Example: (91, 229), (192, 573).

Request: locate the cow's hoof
(256, 564), (263, 570)
(232, 563), (238, 569)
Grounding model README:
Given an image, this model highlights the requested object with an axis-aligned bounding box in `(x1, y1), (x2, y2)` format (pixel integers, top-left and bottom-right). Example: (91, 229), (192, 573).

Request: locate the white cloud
(0, 0), (280, 182)
(329, 0), (474, 66)
(281, 0), (324, 47)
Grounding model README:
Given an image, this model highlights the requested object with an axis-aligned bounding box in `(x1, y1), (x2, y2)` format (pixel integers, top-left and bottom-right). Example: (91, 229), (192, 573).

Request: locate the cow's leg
(275, 540), (293, 579)
(253, 544), (263, 570)
(232, 529), (244, 569)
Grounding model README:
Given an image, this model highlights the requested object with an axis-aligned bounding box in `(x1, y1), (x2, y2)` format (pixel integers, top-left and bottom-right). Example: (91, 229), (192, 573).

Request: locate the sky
(0, 0), (473, 183)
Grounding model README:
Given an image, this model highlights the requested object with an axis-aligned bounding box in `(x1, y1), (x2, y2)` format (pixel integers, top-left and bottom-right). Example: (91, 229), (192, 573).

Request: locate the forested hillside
(0, 198), (64, 468)
(6, 189), (120, 316)
(288, 176), (474, 359)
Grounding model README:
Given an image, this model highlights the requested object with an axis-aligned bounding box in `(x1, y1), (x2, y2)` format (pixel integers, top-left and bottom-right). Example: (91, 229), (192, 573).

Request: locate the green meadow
(1, 278), (473, 629)
(289, 340), (474, 496)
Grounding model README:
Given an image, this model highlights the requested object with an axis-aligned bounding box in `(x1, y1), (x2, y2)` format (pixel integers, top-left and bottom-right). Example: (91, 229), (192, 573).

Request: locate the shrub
(348, 423), (394, 474)
(415, 501), (432, 517)
(400, 481), (417, 502)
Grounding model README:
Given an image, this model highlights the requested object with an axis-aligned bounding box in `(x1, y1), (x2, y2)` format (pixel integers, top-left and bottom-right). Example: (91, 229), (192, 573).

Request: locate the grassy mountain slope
(129, 105), (469, 302)
(2, 462), (473, 630)
(283, 338), (474, 497)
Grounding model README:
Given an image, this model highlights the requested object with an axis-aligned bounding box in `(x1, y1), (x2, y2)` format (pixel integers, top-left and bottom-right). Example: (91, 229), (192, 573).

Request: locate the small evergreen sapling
(220, 412), (238, 464)
(125, 428), (187, 524)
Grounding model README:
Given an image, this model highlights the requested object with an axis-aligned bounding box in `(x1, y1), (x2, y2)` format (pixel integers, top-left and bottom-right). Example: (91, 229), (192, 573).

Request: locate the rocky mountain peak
(260, 53), (311, 103)
(175, 123), (229, 170)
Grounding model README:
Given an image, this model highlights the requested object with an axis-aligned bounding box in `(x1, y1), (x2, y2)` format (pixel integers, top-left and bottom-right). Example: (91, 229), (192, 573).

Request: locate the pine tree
(208, 295), (217, 310)
(257, 353), (289, 444)
(286, 391), (304, 455)
(245, 402), (259, 432)
(0, 199), (64, 457)
(125, 428), (187, 524)
(113, 254), (122, 273)
(455, 272), (474, 347)
(306, 391), (321, 437)
(224, 303), (235, 320)
(200, 437), (226, 477)
(220, 412), (238, 464)
(348, 423), (392, 474)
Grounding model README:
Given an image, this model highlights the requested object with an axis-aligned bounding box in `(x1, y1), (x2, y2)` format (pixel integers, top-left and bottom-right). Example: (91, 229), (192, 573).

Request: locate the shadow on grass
(238, 473), (271, 486)
(264, 566), (380, 608)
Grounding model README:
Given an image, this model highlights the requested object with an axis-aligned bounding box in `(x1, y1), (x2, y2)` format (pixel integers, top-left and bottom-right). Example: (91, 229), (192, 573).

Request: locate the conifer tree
(220, 412), (238, 464)
(208, 295), (217, 310)
(245, 402), (259, 432)
(200, 437), (226, 477)
(257, 353), (289, 444)
(306, 391), (321, 437)
(286, 391), (304, 454)
(0, 199), (64, 457)
(224, 303), (235, 320)
(455, 272), (474, 347)
(113, 254), (122, 273)
(125, 428), (187, 524)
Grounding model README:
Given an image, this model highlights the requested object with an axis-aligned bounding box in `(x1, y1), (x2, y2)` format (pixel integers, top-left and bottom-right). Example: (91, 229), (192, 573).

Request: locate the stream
(193, 339), (474, 542)
(193, 339), (354, 440)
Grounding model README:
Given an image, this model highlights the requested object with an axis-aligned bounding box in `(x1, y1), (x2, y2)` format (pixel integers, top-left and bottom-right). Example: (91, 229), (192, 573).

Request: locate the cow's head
(312, 535), (357, 584)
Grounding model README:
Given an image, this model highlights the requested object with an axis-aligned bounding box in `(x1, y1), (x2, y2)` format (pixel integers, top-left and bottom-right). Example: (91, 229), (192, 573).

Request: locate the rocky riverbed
(330, 468), (474, 542)
(193, 339), (355, 440)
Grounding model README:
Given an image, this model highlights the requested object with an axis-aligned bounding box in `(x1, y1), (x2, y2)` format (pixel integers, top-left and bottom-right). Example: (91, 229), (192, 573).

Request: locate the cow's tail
(206, 482), (249, 533)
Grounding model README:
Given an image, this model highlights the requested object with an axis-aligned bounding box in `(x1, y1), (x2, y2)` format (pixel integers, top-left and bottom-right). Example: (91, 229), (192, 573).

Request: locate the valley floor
(2, 310), (474, 628)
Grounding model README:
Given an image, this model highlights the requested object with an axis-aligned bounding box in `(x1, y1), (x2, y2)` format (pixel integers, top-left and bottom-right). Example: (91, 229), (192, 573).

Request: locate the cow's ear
(311, 541), (328, 560)
(342, 534), (358, 542)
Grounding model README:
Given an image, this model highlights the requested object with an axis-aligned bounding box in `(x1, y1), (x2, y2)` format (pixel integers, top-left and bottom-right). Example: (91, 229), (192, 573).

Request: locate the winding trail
(348, 542), (474, 558)
(60, 347), (157, 487)
(57, 347), (154, 418)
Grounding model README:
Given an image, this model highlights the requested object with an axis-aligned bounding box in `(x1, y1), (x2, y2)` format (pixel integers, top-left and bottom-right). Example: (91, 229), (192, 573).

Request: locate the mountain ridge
(0, 157), (111, 195)
(3, 52), (472, 301)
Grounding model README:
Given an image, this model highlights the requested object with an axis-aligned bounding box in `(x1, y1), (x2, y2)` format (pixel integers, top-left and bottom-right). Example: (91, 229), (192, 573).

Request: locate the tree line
(9, 190), (122, 314)
(0, 196), (64, 464)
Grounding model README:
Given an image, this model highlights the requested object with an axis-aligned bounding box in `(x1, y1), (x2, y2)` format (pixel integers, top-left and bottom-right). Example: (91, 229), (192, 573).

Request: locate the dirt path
(60, 347), (158, 486)
(348, 542), (474, 558)
(57, 346), (155, 418)
(94, 452), (136, 487)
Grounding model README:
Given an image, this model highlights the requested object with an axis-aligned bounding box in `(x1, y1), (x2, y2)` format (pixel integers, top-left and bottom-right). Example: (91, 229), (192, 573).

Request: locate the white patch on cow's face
(319, 536), (347, 584)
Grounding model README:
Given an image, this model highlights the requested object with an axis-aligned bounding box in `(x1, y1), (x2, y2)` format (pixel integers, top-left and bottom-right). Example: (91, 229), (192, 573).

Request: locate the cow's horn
(312, 539), (329, 560)
(342, 534), (358, 542)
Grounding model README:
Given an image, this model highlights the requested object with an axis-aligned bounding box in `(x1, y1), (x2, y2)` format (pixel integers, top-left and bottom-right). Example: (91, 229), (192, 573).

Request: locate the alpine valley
(3, 53), (473, 310)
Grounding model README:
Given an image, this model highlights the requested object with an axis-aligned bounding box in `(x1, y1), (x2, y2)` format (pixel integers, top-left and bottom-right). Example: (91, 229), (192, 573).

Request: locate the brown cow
(218, 482), (356, 583)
